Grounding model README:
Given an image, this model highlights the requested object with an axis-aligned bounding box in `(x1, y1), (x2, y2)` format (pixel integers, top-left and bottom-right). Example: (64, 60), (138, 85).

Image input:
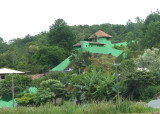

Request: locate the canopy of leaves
(0, 10), (160, 73)
(34, 79), (66, 105)
(135, 48), (160, 73)
(0, 74), (32, 98)
(70, 51), (92, 74)
(70, 70), (118, 101)
(48, 19), (76, 52)
(125, 71), (156, 100)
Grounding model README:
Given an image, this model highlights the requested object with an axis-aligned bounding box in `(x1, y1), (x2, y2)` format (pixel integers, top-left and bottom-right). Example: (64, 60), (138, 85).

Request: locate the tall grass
(0, 99), (159, 114)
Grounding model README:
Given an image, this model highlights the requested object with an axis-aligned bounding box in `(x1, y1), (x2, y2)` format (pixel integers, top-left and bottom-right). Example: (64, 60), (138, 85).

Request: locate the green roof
(50, 57), (71, 71)
(83, 47), (122, 57)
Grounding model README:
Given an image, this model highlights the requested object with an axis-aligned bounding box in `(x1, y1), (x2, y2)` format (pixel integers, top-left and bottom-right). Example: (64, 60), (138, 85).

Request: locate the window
(1, 76), (5, 79)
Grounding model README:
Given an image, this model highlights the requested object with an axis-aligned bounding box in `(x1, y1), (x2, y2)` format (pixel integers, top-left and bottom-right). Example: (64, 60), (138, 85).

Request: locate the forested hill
(0, 11), (160, 73)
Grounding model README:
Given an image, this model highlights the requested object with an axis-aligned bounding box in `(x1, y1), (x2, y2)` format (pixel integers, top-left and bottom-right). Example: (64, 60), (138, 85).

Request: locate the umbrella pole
(11, 73), (14, 108)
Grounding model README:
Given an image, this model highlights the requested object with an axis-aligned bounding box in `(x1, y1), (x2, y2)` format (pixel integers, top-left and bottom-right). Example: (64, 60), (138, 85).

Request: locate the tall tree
(48, 19), (76, 52)
(141, 21), (160, 48)
(0, 37), (8, 53)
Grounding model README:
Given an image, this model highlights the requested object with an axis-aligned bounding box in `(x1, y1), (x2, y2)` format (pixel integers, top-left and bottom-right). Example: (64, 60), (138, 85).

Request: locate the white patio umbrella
(0, 68), (25, 108)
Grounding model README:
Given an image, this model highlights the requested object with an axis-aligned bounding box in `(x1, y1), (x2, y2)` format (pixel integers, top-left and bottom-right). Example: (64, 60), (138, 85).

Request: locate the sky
(0, 0), (160, 42)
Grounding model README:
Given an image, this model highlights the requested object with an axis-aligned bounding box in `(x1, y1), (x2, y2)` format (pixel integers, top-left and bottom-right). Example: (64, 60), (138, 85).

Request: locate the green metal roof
(50, 57), (71, 71)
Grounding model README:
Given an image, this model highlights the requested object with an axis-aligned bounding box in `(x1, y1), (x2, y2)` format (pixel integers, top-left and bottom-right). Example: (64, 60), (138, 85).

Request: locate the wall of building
(81, 41), (89, 48)
(78, 40), (122, 57)
(97, 37), (112, 48)
(80, 41), (105, 49)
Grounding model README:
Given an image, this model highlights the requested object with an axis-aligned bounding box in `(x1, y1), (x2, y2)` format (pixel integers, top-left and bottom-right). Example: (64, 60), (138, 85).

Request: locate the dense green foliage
(48, 19), (76, 52)
(16, 93), (35, 106)
(1, 10), (160, 109)
(124, 71), (156, 100)
(0, 19), (75, 73)
(31, 76), (48, 88)
(144, 85), (160, 100)
(70, 69), (119, 102)
(70, 51), (92, 74)
(34, 79), (66, 105)
(46, 71), (72, 85)
(0, 74), (32, 98)
(0, 11), (160, 73)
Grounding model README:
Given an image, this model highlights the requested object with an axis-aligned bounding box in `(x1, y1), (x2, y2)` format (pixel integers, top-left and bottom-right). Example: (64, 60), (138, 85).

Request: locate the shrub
(87, 64), (106, 74)
(34, 79), (66, 105)
(31, 76), (48, 88)
(46, 71), (72, 85)
(70, 69), (118, 102)
(144, 85), (160, 100)
(124, 71), (156, 100)
(16, 93), (35, 106)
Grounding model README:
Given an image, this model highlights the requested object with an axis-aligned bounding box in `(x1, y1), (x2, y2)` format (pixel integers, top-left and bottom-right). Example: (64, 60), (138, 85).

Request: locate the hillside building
(51, 30), (127, 71)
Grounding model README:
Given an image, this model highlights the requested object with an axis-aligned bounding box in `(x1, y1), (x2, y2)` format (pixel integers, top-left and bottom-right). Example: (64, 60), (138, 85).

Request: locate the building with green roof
(51, 30), (127, 72)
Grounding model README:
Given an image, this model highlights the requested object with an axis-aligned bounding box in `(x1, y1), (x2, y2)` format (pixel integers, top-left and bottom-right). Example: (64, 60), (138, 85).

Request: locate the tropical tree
(70, 70), (118, 102)
(48, 19), (76, 52)
(34, 79), (66, 105)
(70, 51), (92, 74)
(125, 71), (156, 100)
(0, 37), (8, 53)
(46, 71), (72, 85)
(135, 48), (160, 81)
(32, 46), (67, 69)
(144, 21), (160, 48)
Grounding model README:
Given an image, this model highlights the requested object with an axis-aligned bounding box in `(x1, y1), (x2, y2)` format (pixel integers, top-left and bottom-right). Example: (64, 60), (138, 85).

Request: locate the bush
(124, 71), (156, 100)
(31, 76), (48, 88)
(87, 64), (106, 74)
(34, 79), (66, 105)
(46, 71), (72, 85)
(70, 69), (118, 102)
(16, 93), (35, 106)
(144, 85), (160, 100)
